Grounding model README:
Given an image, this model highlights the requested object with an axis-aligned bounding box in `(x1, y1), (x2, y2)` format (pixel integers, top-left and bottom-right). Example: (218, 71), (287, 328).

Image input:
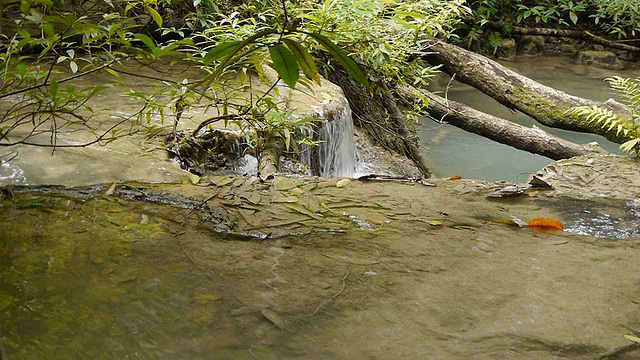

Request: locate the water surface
(420, 56), (639, 180)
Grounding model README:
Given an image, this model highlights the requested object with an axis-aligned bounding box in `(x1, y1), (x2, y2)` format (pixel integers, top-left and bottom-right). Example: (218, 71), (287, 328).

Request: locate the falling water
(306, 103), (357, 178)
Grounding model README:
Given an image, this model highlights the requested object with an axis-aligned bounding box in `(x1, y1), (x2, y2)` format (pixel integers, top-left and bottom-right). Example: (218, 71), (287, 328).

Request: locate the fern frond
(606, 76), (640, 108)
(568, 105), (634, 133)
(487, 31), (502, 55)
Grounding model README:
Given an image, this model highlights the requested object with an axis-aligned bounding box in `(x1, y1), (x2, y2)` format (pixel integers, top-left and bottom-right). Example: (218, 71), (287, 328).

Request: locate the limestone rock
(517, 35), (545, 56)
(495, 38), (516, 61)
(575, 50), (625, 70)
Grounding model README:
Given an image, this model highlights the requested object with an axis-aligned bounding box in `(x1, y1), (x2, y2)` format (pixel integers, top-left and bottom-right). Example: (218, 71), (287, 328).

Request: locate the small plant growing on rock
(568, 76), (640, 157)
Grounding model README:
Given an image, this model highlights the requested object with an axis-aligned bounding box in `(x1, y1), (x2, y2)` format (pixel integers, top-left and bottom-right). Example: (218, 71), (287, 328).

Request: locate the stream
(420, 56), (639, 181)
(1, 56), (640, 359)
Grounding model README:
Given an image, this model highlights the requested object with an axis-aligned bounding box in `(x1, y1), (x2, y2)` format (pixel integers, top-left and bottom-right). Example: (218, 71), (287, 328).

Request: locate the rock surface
(576, 50), (625, 70)
(2, 155), (640, 358)
(496, 38), (517, 61)
(517, 35), (546, 56)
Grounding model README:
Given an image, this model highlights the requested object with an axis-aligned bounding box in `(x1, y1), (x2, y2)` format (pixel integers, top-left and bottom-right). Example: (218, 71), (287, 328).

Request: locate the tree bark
(403, 88), (608, 160)
(258, 140), (282, 181)
(512, 26), (640, 54)
(425, 40), (631, 144)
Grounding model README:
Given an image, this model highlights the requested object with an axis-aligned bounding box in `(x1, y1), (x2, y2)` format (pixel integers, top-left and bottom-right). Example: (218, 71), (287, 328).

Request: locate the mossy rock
(517, 35), (545, 57)
(496, 38), (516, 61)
(575, 50), (624, 70)
(543, 37), (580, 55)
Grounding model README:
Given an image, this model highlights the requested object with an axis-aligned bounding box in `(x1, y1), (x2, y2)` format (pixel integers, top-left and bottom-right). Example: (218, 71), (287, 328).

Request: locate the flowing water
(314, 104), (357, 178)
(419, 56), (640, 181)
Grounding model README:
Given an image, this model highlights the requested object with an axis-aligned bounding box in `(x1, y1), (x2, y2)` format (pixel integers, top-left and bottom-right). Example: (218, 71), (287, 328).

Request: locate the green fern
(487, 31), (502, 55)
(568, 77), (640, 157)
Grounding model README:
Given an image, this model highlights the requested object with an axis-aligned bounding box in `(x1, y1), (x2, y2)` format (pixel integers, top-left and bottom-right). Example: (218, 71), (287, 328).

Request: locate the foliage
(0, 0), (470, 161)
(568, 77), (640, 156)
(463, 0), (640, 51)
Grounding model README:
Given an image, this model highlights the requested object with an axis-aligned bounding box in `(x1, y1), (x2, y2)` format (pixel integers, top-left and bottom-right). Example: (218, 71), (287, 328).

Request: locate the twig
(312, 266), (351, 315)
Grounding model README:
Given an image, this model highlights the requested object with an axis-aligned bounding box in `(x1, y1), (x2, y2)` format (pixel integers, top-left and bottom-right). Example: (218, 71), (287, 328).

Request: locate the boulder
(495, 38), (516, 61)
(543, 36), (580, 54)
(516, 35), (545, 56)
(576, 50), (625, 70)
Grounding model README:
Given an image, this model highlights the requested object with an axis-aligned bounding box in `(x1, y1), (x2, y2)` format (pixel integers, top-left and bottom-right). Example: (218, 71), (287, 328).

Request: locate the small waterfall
(315, 104), (357, 178)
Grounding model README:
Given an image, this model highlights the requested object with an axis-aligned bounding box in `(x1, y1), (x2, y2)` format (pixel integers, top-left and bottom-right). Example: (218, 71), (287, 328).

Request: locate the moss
(576, 50), (624, 70)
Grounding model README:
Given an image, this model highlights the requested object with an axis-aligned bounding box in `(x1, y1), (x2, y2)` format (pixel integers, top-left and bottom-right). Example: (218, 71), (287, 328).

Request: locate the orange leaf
(527, 217), (564, 230)
(447, 175), (462, 180)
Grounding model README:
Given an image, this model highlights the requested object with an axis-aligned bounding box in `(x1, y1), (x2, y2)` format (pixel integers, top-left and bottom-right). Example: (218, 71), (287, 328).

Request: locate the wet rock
(517, 35), (545, 56)
(487, 184), (530, 198)
(495, 38), (516, 61)
(576, 50), (625, 70)
(543, 36), (580, 54)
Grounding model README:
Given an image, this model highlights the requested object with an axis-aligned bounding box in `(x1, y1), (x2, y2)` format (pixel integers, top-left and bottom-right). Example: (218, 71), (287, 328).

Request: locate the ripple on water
(559, 199), (640, 239)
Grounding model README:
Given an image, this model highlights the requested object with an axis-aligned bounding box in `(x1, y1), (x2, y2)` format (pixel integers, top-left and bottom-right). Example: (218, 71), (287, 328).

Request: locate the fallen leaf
(261, 308), (286, 329)
(529, 175), (553, 189)
(336, 178), (351, 188)
(428, 220), (443, 226)
(527, 217), (564, 230)
(491, 218), (520, 227)
(103, 182), (117, 196)
(624, 334), (640, 343)
(210, 175), (235, 187)
(188, 173), (201, 185)
(447, 175), (462, 180)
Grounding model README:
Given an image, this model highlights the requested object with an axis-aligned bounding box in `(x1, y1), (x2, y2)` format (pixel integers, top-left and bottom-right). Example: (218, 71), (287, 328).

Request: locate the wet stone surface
(1, 155), (640, 359)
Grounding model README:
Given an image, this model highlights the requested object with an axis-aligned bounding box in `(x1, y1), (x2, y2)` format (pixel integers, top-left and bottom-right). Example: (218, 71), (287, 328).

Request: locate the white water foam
(304, 102), (357, 178)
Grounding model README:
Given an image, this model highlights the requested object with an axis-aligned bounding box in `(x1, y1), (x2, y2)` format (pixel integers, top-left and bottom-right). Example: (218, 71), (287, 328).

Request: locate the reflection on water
(420, 56), (639, 180)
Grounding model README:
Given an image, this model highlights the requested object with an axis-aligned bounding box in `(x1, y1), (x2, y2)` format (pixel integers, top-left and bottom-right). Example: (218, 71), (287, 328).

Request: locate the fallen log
(425, 40), (631, 144)
(512, 26), (640, 54)
(401, 87), (607, 160)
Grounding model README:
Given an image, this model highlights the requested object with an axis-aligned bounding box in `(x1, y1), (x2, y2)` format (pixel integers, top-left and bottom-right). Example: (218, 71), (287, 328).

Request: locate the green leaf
(305, 32), (368, 86)
(48, 80), (58, 98)
(133, 33), (156, 51)
(203, 41), (241, 65)
(569, 12), (578, 24)
(147, 6), (163, 28)
(269, 44), (299, 88)
(283, 39), (320, 85)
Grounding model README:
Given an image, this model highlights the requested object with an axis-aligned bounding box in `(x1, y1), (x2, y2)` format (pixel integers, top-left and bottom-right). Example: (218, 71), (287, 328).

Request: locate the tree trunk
(512, 26), (640, 54)
(258, 140), (282, 181)
(425, 40), (630, 144)
(402, 87), (608, 160)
